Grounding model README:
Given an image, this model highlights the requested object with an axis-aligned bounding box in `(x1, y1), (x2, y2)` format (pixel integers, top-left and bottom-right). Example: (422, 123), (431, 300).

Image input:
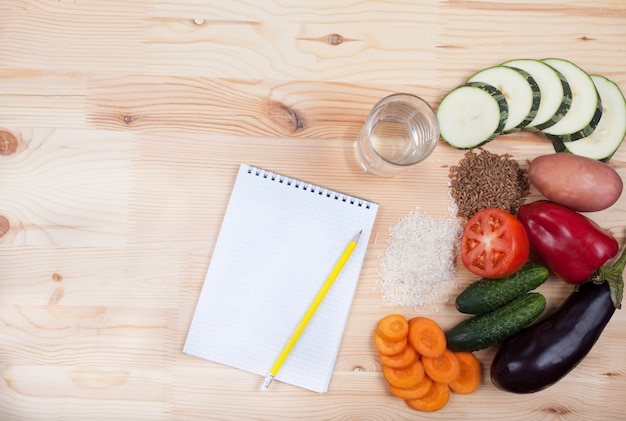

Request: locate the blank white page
(184, 164), (378, 393)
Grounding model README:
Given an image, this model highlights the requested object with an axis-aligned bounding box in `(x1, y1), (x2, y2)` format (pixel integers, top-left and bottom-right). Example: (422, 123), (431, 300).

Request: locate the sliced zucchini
(467, 65), (540, 132)
(437, 81), (508, 149)
(540, 58), (602, 142)
(551, 74), (626, 162)
(501, 58), (572, 130)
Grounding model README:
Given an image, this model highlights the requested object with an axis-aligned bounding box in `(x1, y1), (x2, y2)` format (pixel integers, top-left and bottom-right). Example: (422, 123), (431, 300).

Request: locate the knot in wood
(49, 287), (64, 305)
(268, 102), (304, 134)
(603, 371), (621, 377)
(328, 33), (344, 45)
(542, 404), (572, 415)
(0, 215), (9, 238)
(0, 130), (18, 155)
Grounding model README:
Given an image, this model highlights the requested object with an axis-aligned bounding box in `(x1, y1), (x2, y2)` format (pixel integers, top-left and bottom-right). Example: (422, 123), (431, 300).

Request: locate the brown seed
(449, 149), (530, 219)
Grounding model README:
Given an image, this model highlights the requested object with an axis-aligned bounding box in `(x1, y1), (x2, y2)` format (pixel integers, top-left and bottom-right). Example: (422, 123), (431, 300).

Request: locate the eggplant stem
(598, 246), (626, 309)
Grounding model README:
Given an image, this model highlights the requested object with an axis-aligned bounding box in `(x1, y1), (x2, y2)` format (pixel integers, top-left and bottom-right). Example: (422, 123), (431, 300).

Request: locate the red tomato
(461, 208), (529, 278)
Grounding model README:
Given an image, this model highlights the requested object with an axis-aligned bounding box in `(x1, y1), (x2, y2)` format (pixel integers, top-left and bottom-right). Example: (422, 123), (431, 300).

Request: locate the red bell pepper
(517, 200), (619, 284)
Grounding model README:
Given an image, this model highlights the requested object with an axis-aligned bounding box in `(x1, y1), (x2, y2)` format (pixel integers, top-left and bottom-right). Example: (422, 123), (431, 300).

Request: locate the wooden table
(1, 1), (625, 419)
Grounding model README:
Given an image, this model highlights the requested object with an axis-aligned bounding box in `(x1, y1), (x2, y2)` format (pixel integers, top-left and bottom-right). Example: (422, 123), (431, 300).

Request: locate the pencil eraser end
(261, 374), (274, 391)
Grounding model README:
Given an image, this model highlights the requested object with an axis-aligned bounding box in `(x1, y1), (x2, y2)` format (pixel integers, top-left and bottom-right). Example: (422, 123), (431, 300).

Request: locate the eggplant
(490, 280), (615, 393)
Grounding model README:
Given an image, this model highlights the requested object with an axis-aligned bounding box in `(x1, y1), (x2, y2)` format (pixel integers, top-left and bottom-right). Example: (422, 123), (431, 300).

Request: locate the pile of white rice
(376, 207), (462, 310)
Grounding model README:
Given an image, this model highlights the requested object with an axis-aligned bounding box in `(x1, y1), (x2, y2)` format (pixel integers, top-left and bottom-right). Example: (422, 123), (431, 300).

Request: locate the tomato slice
(460, 208), (529, 278)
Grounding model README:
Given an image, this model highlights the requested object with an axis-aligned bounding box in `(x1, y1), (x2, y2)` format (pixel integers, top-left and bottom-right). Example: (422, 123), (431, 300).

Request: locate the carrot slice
(380, 344), (419, 369)
(376, 314), (409, 342)
(389, 375), (433, 400)
(449, 352), (482, 394)
(422, 349), (461, 384)
(374, 331), (407, 356)
(404, 382), (450, 412)
(407, 317), (446, 358)
(383, 360), (425, 389)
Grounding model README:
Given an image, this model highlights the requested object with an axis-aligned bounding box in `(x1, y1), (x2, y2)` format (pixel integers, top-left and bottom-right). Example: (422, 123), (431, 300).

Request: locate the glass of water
(354, 93), (440, 177)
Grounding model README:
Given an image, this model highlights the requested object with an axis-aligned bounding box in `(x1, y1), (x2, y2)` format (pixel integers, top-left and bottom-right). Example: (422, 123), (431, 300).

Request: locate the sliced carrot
(374, 331), (407, 356)
(380, 344), (419, 369)
(422, 349), (461, 384)
(389, 375), (433, 400)
(383, 360), (425, 389)
(404, 382), (450, 412)
(376, 314), (409, 342)
(449, 352), (482, 394)
(407, 317), (446, 358)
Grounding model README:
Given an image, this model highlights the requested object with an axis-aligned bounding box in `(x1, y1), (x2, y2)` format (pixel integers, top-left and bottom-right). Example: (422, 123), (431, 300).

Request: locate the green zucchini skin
(437, 81), (508, 149)
(455, 263), (549, 314)
(502, 59), (572, 131)
(543, 106), (603, 143)
(540, 58), (603, 143)
(446, 292), (547, 352)
(533, 81), (572, 131)
(550, 74), (626, 163)
(466, 81), (509, 137)
(515, 67), (541, 130)
(466, 66), (539, 133)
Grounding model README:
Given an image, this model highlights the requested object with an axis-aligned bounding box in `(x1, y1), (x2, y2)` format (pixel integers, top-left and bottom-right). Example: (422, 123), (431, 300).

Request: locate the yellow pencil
(261, 230), (362, 390)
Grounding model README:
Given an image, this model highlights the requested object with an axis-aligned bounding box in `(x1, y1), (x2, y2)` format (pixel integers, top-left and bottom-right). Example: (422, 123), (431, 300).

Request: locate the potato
(528, 153), (623, 212)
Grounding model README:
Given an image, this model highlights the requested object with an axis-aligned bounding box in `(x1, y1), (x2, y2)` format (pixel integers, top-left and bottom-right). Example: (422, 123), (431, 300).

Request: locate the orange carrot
(376, 314), (409, 342)
(404, 381), (450, 412)
(380, 344), (419, 369)
(374, 331), (407, 356)
(383, 360), (425, 389)
(422, 349), (461, 384)
(388, 375), (433, 400)
(448, 352), (482, 394)
(407, 317), (446, 358)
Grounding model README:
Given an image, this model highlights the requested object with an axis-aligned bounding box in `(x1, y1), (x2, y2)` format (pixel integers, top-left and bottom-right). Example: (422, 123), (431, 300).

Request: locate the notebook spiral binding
(247, 165), (374, 209)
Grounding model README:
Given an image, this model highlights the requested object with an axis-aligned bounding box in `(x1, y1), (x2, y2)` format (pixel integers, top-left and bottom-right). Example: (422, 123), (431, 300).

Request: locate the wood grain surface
(1, 1), (625, 420)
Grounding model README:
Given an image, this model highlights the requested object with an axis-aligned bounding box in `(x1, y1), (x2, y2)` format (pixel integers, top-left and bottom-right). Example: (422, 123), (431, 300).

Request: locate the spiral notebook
(184, 164), (378, 393)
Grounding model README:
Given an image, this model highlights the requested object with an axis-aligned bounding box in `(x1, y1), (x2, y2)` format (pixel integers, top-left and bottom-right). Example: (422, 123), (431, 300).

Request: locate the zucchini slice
(552, 74), (626, 162)
(540, 58), (602, 142)
(501, 58), (572, 130)
(437, 81), (508, 149)
(467, 65), (540, 132)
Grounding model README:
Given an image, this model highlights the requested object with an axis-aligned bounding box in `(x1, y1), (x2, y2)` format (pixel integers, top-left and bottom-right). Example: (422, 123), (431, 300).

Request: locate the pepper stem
(596, 246), (626, 309)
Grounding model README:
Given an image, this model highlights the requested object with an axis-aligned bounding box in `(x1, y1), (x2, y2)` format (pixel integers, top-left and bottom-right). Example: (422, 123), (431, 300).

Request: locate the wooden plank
(1, 0), (626, 419)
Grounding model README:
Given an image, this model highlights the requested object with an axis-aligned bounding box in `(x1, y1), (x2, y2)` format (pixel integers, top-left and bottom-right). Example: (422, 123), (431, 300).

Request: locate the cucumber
(551, 74), (626, 162)
(437, 81), (508, 149)
(467, 65), (540, 132)
(455, 263), (549, 315)
(540, 58), (603, 142)
(446, 292), (546, 352)
(501, 59), (572, 130)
